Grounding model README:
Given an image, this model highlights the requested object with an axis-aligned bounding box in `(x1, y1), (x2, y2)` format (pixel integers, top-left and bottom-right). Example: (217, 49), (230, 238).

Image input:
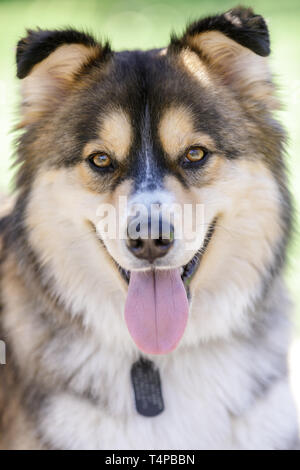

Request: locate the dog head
(15, 7), (291, 354)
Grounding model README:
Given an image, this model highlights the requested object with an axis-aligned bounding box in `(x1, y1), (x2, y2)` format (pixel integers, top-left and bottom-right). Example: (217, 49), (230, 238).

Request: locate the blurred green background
(0, 0), (299, 333)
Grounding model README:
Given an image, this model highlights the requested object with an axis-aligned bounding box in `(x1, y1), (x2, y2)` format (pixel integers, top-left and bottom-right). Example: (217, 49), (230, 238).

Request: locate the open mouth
(94, 217), (217, 356)
(118, 217), (217, 289)
(120, 218), (217, 356)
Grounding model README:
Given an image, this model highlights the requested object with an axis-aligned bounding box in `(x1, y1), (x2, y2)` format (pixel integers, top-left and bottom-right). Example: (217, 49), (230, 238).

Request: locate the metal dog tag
(131, 358), (164, 417)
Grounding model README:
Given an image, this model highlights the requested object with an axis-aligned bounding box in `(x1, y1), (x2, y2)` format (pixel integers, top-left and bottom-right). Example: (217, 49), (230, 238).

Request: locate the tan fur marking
(164, 158), (283, 341)
(191, 158), (283, 300)
(187, 30), (279, 110)
(189, 30), (269, 84)
(77, 164), (96, 191)
(179, 49), (212, 87)
(159, 106), (216, 158)
(20, 44), (101, 126)
(96, 109), (133, 160)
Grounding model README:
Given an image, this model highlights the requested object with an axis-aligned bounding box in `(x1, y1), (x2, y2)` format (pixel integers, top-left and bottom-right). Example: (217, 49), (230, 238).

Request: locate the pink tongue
(124, 269), (189, 355)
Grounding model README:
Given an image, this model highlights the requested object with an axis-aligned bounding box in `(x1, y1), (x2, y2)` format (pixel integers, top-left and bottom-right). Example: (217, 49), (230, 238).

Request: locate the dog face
(15, 7), (291, 353)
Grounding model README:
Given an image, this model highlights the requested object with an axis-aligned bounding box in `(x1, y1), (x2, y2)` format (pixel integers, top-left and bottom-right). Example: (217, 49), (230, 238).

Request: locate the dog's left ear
(171, 7), (277, 109)
(16, 29), (111, 126)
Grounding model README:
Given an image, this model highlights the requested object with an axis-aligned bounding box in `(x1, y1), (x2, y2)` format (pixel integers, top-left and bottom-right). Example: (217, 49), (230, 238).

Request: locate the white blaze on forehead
(97, 108), (133, 159)
(138, 104), (156, 192)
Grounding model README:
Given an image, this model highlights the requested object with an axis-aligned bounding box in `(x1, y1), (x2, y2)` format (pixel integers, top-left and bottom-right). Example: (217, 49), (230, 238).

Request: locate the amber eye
(185, 147), (207, 163)
(89, 153), (112, 169)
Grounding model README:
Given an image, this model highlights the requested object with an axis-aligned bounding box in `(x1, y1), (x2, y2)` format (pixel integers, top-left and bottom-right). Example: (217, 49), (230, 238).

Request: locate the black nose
(126, 217), (174, 263)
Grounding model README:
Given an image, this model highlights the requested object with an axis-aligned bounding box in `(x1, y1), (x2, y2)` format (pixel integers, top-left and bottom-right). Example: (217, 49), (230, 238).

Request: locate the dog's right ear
(16, 29), (111, 126)
(169, 7), (278, 110)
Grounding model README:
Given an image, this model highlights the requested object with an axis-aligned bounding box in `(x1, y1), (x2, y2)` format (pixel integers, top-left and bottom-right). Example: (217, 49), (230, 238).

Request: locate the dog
(0, 6), (299, 450)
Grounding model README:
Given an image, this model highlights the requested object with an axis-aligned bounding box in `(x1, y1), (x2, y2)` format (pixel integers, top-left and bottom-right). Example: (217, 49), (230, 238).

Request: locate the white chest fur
(39, 334), (297, 450)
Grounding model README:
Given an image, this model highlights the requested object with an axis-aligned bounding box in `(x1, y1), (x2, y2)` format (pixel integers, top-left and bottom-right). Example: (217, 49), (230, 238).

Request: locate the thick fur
(0, 6), (299, 449)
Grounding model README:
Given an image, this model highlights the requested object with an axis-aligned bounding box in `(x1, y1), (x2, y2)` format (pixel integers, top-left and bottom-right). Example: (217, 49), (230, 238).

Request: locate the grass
(0, 0), (300, 332)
